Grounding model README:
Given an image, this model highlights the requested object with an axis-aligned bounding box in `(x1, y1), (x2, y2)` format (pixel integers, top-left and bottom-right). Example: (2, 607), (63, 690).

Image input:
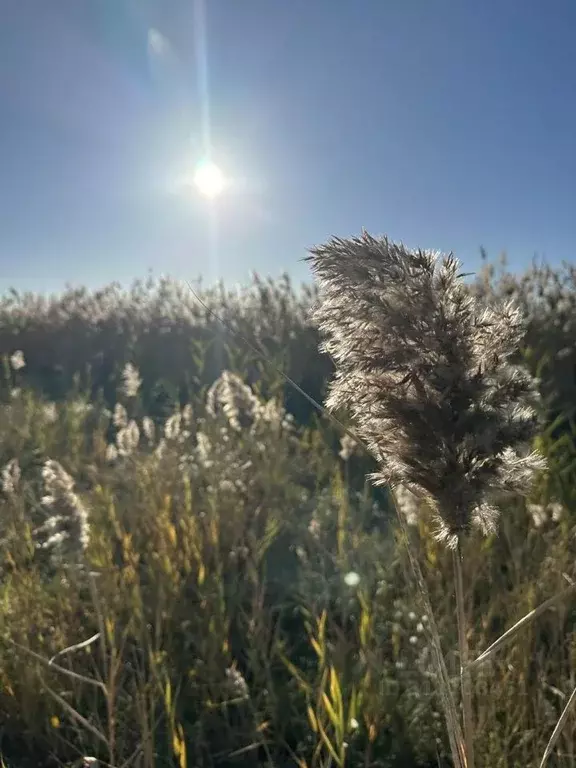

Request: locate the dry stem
(453, 539), (475, 768)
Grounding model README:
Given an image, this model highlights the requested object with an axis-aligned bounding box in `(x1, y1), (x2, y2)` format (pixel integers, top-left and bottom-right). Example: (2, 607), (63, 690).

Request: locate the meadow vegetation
(1, 243), (576, 767)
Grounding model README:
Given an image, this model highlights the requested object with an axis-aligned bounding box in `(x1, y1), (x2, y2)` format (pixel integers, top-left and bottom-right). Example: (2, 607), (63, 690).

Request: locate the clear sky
(1, 0), (575, 293)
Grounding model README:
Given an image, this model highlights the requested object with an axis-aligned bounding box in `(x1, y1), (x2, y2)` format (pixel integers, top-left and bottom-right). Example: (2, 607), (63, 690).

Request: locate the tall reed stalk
(453, 540), (474, 768)
(306, 233), (548, 768)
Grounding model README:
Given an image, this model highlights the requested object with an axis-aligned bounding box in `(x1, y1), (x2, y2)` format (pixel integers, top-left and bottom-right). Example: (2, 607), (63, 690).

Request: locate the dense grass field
(1, 253), (576, 768)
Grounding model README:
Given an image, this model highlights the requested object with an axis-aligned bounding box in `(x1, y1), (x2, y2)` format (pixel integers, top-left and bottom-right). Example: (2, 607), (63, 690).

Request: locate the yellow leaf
(165, 680), (172, 712)
(329, 667), (344, 720)
(183, 475), (193, 515)
(307, 704), (318, 732)
(210, 519), (218, 547)
(310, 637), (324, 662)
(348, 686), (358, 723)
(318, 610), (327, 643)
(173, 723), (187, 768)
(255, 518), (280, 561)
(321, 692), (341, 733)
(277, 651), (312, 694)
(359, 607), (371, 648)
(50, 716), (60, 729)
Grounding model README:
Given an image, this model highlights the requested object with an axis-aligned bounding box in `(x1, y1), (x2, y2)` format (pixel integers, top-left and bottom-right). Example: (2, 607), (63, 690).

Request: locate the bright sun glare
(193, 161), (226, 199)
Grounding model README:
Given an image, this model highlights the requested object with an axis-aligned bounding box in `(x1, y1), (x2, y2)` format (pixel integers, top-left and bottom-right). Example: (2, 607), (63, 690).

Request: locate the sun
(193, 160), (226, 199)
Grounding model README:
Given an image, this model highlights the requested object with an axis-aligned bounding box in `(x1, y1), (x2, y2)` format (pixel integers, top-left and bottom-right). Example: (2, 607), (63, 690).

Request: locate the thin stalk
(467, 583), (576, 673)
(453, 539), (475, 768)
(88, 569), (116, 767)
(6, 638), (105, 691)
(393, 500), (466, 768)
(48, 632), (101, 665)
(540, 683), (576, 768)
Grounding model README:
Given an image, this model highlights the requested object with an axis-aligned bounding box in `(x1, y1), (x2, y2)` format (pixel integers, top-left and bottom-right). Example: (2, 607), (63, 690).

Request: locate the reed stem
(453, 538), (475, 768)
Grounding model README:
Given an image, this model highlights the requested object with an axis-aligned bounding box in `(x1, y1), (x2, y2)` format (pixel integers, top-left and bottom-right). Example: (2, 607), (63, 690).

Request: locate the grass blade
(6, 638), (106, 691)
(49, 632), (101, 664)
(539, 683), (576, 768)
(467, 584), (576, 673)
(43, 681), (109, 747)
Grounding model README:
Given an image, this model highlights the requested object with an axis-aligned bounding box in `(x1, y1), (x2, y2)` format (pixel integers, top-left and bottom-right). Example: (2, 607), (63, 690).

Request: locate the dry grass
(0, 252), (576, 767)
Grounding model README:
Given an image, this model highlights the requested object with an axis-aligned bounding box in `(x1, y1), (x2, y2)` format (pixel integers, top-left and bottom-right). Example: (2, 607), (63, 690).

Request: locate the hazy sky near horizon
(1, 0), (575, 294)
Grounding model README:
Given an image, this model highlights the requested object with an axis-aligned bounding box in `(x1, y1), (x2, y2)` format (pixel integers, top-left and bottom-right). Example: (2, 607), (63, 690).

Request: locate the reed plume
(307, 232), (546, 545)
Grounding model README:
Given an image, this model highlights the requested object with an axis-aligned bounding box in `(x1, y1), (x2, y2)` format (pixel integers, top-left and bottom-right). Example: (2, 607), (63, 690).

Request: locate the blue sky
(1, 0), (575, 293)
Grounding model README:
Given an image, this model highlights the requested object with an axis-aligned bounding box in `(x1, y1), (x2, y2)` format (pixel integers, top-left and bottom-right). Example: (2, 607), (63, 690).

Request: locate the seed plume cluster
(36, 460), (90, 564)
(307, 233), (546, 544)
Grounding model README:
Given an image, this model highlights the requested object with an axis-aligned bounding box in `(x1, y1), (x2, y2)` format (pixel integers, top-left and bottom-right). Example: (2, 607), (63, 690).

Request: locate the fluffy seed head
(339, 433), (358, 461)
(164, 412), (182, 441)
(307, 233), (546, 544)
(105, 443), (119, 463)
(10, 350), (25, 371)
(1, 458), (20, 496)
(121, 362), (142, 398)
(142, 416), (155, 443)
(116, 420), (140, 456)
(206, 371), (260, 432)
(38, 460), (90, 563)
(43, 402), (58, 424)
(113, 403), (128, 428)
(225, 666), (250, 700)
(182, 404), (193, 426)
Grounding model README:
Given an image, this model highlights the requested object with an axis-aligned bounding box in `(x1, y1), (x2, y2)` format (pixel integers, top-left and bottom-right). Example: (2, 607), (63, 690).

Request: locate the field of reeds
(1, 238), (576, 768)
